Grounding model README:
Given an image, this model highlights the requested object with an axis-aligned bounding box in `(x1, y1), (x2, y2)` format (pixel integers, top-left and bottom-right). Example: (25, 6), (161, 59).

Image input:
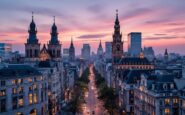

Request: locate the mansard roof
(0, 64), (41, 79)
(123, 69), (152, 84)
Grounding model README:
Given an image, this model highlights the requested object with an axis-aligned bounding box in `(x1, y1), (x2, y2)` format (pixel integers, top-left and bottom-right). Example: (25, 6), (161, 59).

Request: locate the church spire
(114, 9), (120, 31)
(70, 37), (74, 48)
(27, 11), (38, 44)
(99, 40), (102, 49)
(49, 16), (59, 44)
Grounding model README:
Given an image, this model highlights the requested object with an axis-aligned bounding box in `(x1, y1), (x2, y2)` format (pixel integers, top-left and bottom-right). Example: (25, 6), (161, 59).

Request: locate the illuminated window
(34, 93), (37, 103)
(18, 79), (23, 84)
(0, 90), (6, 97)
(165, 99), (170, 105)
(29, 93), (33, 104)
(173, 98), (178, 104)
(33, 84), (37, 90)
(28, 78), (33, 82)
(165, 108), (170, 114)
(12, 79), (18, 85)
(183, 100), (185, 108)
(18, 96), (24, 107)
(12, 88), (17, 94)
(29, 86), (33, 91)
(16, 112), (23, 115)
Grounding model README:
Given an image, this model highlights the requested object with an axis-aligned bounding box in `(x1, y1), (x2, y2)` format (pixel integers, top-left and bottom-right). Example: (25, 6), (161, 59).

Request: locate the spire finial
(116, 9), (118, 17)
(53, 16), (55, 23)
(32, 11), (34, 21)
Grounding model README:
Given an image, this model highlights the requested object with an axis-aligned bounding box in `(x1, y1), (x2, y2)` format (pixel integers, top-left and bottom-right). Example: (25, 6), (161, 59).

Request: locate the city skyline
(0, 0), (185, 55)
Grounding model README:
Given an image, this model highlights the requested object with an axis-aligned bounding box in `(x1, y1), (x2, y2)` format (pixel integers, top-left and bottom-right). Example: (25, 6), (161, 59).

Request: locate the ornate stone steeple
(48, 16), (61, 60)
(112, 10), (123, 64)
(49, 16), (59, 45)
(25, 12), (40, 61)
(27, 12), (38, 44)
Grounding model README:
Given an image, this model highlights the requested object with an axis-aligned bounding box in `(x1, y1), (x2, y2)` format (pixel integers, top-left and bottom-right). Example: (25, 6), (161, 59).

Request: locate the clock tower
(112, 10), (123, 64)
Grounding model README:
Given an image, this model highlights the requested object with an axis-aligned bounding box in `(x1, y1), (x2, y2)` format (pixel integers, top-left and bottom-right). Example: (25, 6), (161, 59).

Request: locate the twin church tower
(25, 13), (61, 61)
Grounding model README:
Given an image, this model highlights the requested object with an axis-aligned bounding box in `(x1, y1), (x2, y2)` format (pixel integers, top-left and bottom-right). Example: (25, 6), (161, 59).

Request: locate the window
(33, 84), (37, 90)
(0, 81), (6, 86)
(165, 108), (170, 114)
(18, 79), (23, 84)
(34, 93), (37, 103)
(12, 79), (18, 85)
(29, 86), (33, 91)
(165, 98), (170, 105)
(28, 78), (33, 82)
(18, 87), (24, 94)
(18, 96), (24, 107)
(12, 97), (17, 109)
(183, 100), (185, 108)
(0, 90), (6, 97)
(16, 112), (23, 115)
(12, 88), (17, 94)
(28, 93), (33, 104)
(0, 99), (6, 112)
(173, 98), (178, 104)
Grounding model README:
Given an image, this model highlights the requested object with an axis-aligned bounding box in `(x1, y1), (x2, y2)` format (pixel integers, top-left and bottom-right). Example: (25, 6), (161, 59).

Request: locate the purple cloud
(78, 33), (108, 39)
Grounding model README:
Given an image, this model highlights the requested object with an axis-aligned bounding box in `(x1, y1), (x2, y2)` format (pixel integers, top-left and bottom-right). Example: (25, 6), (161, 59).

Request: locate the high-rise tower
(48, 16), (61, 61)
(69, 38), (75, 61)
(112, 10), (123, 63)
(25, 12), (40, 61)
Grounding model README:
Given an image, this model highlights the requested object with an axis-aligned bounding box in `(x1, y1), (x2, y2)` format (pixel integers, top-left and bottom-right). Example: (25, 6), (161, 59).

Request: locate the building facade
(81, 44), (91, 61)
(0, 43), (12, 61)
(105, 42), (112, 60)
(0, 64), (48, 115)
(128, 32), (142, 57)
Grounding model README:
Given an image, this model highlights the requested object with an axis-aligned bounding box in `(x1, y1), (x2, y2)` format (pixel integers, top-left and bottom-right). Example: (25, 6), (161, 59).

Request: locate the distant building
(69, 38), (75, 61)
(97, 40), (103, 59)
(63, 48), (69, 60)
(0, 64), (48, 115)
(0, 43), (12, 60)
(164, 48), (169, 62)
(128, 32), (142, 57)
(81, 44), (90, 60)
(105, 42), (112, 60)
(143, 47), (155, 61)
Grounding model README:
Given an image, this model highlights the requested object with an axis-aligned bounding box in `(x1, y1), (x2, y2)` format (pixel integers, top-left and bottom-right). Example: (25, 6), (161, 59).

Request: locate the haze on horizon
(0, 0), (185, 55)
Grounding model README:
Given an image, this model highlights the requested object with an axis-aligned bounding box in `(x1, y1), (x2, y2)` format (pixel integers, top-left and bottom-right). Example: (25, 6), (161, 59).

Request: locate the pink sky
(0, 0), (185, 55)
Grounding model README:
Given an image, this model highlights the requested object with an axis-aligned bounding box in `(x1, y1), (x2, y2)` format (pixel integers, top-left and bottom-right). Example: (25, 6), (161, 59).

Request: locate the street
(82, 65), (106, 115)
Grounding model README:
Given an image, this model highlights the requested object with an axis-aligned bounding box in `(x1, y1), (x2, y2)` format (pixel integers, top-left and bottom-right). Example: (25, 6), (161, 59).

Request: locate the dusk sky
(0, 0), (185, 55)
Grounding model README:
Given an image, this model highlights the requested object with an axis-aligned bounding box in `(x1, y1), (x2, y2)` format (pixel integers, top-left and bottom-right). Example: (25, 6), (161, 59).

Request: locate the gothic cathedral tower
(25, 13), (40, 61)
(112, 10), (123, 64)
(48, 17), (61, 61)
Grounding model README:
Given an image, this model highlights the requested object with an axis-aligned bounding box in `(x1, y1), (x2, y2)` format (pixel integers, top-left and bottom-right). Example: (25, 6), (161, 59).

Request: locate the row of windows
(12, 76), (44, 85)
(160, 98), (179, 105)
(0, 93), (38, 113)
